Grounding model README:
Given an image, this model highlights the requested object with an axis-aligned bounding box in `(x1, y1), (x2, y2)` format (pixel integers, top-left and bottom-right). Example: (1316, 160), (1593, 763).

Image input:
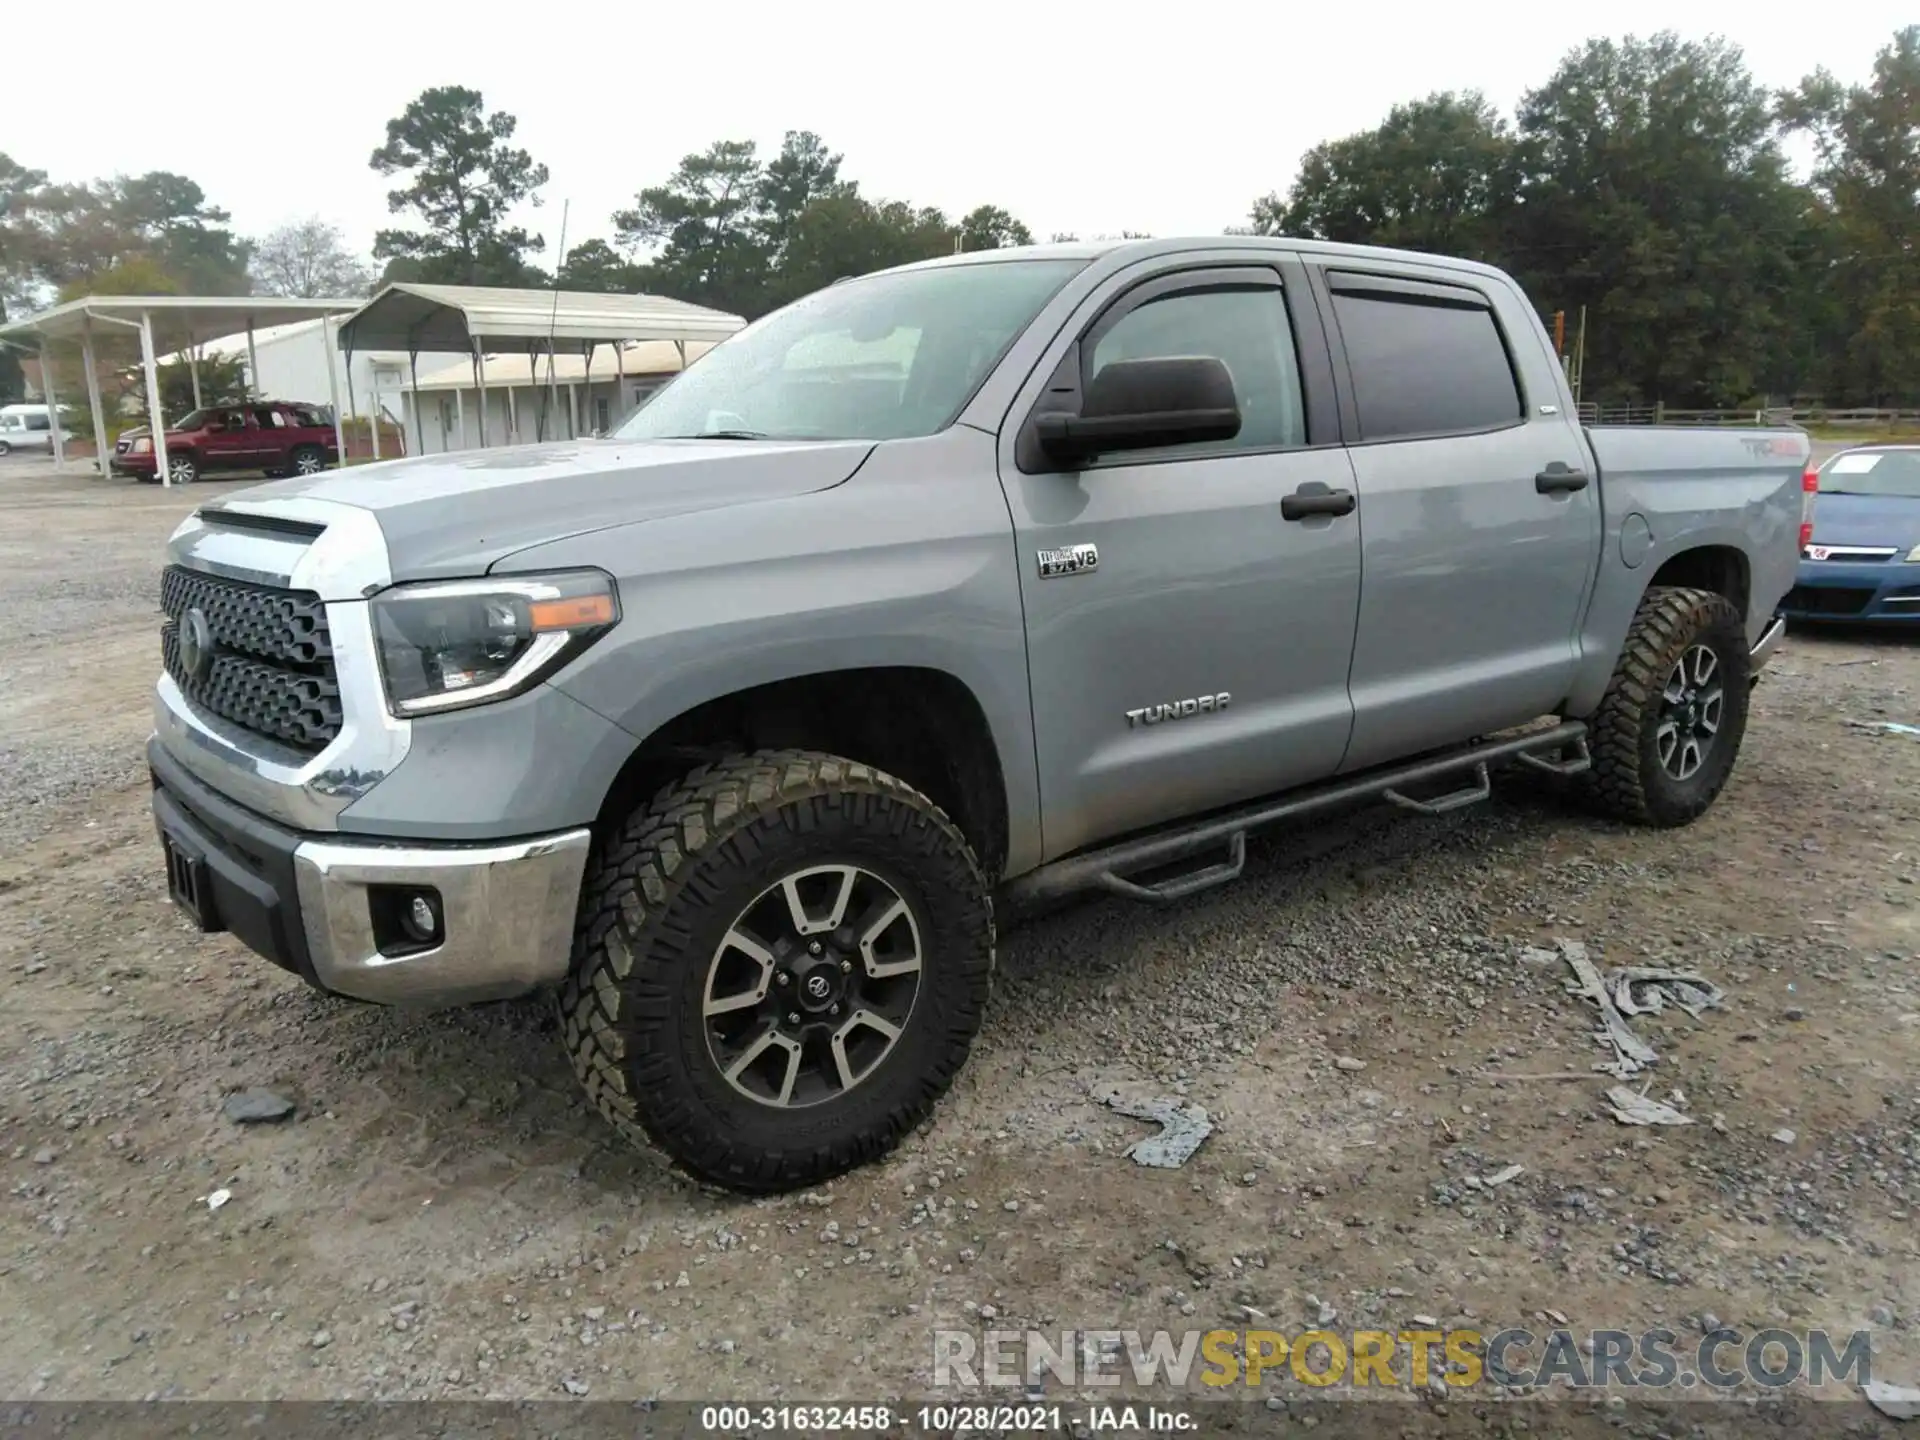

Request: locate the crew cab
(114, 401), (337, 484)
(145, 237), (1809, 1194)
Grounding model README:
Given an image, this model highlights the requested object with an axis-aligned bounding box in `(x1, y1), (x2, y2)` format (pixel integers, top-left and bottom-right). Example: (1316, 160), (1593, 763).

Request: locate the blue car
(1783, 445), (1920, 624)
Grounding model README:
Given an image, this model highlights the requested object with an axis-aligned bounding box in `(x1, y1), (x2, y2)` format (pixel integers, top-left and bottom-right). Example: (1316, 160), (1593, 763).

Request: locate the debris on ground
(1553, 939), (1725, 1075)
(222, 1088), (296, 1125)
(1848, 720), (1920, 737)
(202, 1188), (232, 1211)
(1481, 1163), (1525, 1187)
(1558, 940), (1660, 1076)
(1098, 1089), (1214, 1168)
(1608, 967), (1726, 1019)
(1863, 1381), (1920, 1421)
(1604, 1087), (1694, 1126)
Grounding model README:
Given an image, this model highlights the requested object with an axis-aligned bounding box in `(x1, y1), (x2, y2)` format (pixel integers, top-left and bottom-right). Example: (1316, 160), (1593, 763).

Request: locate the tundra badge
(1037, 543), (1099, 579)
(1126, 694), (1232, 728)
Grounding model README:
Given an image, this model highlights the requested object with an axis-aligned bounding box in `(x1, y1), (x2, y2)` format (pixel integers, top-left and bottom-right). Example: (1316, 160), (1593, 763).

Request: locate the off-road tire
(559, 749), (995, 1193)
(1583, 585), (1749, 827)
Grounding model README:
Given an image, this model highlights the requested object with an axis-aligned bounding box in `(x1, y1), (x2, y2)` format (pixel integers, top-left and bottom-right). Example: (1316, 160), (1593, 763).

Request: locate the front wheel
(559, 749), (995, 1193)
(1582, 585), (1750, 827)
(165, 453), (199, 484)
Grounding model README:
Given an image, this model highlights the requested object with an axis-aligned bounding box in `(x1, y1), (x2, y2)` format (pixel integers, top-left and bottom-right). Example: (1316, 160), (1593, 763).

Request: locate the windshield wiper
(666, 428), (772, 440)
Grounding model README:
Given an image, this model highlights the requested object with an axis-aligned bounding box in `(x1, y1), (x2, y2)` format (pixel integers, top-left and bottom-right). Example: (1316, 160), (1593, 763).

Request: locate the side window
(252, 407), (281, 428)
(1328, 280), (1523, 440)
(1085, 286), (1307, 459)
(24, 412), (51, 431)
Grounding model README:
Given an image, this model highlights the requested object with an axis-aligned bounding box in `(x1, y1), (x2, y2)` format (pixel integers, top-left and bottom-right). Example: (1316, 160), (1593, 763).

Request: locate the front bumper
(1782, 561), (1920, 623)
(149, 738), (590, 1007)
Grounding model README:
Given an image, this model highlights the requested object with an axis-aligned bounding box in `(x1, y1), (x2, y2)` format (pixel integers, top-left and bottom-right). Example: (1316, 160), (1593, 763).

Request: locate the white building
(398, 338), (721, 455)
(168, 317), (462, 436)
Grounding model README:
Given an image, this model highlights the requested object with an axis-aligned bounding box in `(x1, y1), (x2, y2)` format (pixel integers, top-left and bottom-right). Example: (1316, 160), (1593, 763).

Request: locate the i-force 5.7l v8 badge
(1037, 543), (1099, 579)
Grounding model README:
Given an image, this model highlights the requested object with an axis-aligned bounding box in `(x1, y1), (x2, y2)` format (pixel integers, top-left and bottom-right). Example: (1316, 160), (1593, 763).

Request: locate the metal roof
(403, 339), (720, 392)
(0, 294), (361, 350)
(159, 316), (416, 366)
(335, 282), (746, 354)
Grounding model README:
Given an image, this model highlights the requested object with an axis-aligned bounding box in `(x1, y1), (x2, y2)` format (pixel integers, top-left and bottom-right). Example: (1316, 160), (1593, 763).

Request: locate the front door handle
(1536, 463), (1590, 494)
(1281, 483), (1357, 521)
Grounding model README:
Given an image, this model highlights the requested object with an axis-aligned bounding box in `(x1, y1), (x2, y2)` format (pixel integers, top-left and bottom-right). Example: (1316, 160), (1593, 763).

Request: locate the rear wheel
(559, 749), (995, 1193)
(0, 440), (11, 457)
(1582, 585), (1750, 827)
(291, 446), (325, 476)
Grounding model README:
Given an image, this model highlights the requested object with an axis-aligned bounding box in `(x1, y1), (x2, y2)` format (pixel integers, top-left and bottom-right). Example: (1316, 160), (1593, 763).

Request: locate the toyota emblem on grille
(178, 607), (215, 682)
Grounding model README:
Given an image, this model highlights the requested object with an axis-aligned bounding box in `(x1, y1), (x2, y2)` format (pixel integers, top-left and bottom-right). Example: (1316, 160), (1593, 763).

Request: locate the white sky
(2, 0), (1907, 265)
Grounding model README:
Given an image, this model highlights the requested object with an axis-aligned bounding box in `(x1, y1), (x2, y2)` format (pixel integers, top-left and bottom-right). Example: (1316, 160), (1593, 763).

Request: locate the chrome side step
(1005, 721), (1590, 907)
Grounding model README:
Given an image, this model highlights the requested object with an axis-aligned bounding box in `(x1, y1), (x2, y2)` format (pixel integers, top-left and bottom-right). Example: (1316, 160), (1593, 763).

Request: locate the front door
(200, 409), (259, 473)
(1311, 265), (1601, 771)
(997, 260), (1362, 861)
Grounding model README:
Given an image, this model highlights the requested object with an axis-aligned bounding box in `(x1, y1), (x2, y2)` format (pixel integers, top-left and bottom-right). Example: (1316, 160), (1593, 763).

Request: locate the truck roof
(886, 234), (1515, 287)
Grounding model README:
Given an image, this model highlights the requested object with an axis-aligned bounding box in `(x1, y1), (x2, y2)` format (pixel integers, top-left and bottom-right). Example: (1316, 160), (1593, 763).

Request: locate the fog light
(403, 893), (439, 942)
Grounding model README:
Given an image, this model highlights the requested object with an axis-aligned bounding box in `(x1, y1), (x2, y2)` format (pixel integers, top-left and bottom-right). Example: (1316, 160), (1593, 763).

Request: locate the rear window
(1819, 449), (1920, 498)
(1329, 281), (1524, 441)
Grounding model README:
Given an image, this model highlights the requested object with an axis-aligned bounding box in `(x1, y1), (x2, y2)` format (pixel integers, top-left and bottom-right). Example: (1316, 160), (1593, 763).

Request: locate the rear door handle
(1536, 463), (1590, 494)
(1281, 484), (1357, 521)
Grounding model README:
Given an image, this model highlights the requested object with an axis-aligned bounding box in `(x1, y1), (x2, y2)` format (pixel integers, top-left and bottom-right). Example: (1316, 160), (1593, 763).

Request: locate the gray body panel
(151, 234), (1809, 891)
(501, 429), (1048, 877)
(239, 437), (875, 581)
(1565, 425), (1807, 714)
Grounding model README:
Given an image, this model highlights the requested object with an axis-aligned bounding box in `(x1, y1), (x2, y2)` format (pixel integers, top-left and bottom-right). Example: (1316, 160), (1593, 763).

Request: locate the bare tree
(250, 217), (376, 297)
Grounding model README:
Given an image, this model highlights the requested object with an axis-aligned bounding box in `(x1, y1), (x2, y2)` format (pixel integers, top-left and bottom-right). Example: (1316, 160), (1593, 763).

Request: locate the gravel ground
(0, 455), (1914, 1422)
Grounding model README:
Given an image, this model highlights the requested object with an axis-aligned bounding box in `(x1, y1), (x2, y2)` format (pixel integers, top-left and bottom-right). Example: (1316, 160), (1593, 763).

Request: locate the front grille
(1783, 585), (1876, 616)
(160, 565), (342, 752)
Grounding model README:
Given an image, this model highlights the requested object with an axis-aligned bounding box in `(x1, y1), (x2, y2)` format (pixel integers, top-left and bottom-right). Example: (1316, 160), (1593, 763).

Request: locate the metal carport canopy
(336, 283), (746, 450)
(335, 283), (745, 352)
(0, 294), (361, 487)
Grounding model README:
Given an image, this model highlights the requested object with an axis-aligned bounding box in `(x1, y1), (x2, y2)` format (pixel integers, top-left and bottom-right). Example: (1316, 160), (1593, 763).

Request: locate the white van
(0, 403), (73, 457)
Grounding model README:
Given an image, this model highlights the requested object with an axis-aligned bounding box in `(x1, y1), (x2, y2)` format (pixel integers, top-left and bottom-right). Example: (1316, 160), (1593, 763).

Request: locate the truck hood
(226, 437), (875, 580)
(1808, 491), (1920, 551)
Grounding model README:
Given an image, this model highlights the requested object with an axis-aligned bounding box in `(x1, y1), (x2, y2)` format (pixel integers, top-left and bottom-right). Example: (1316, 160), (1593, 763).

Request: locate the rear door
(997, 256), (1362, 861)
(1311, 263), (1599, 772)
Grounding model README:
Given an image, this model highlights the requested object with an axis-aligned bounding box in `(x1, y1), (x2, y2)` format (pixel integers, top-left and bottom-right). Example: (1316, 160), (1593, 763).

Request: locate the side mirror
(1035, 355), (1241, 465)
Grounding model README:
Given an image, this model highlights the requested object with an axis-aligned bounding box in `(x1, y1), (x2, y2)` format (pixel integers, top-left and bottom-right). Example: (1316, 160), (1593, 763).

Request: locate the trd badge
(1037, 543), (1099, 579)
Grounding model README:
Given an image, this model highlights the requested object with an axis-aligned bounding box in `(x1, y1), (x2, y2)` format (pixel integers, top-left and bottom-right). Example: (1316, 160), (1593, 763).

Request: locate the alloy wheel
(1656, 643), (1723, 781)
(702, 863), (923, 1109)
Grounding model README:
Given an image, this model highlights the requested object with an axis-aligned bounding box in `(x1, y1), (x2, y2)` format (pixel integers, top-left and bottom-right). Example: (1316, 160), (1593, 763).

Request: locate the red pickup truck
(112, 401), (338, 484)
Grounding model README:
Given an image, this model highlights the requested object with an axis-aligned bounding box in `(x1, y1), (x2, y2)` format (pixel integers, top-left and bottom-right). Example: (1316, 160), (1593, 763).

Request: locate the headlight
(370, 570), (620, 717)
(132, 437), (152, 454)
(1905, 544), (1920, 563)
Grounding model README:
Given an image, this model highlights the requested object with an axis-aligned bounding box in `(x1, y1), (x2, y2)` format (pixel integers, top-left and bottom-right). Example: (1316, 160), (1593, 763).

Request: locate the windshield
(1818, 449), (1920, 498)
(616, 258), (1085, 443)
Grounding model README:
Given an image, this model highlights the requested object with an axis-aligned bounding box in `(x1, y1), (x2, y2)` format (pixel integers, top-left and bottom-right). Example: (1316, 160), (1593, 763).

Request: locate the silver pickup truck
(149, 237), (1810, 1192)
